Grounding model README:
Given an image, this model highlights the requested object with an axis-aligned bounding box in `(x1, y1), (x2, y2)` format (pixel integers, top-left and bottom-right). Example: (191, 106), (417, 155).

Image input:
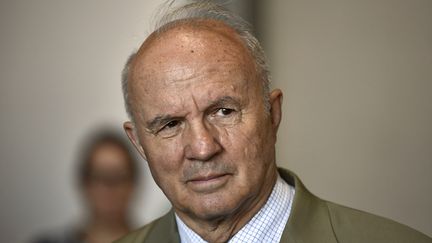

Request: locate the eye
(215, 108), (235, 116)
(155, 119), (182, 137)
(165, 120), (180, 129)
(208, 107), (241, 126)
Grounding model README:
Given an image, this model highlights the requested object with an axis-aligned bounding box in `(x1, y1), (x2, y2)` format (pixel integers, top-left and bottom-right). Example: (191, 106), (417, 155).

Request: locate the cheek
(142, 138), (185, 184)
(143, 135), (183, 164)
(221, 116), (274, 173)
(224, 118), (270, 154)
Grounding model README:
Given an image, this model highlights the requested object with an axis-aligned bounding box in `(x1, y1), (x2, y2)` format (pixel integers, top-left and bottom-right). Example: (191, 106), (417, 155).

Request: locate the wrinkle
(182, 161), (236, 182)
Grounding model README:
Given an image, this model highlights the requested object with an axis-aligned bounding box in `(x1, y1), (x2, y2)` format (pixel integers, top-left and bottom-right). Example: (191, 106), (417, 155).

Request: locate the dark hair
(76, 127), (139, 185)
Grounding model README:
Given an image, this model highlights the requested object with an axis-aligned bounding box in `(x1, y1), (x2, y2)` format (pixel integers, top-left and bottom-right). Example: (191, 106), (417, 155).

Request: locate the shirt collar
(175, 174), (295, 243)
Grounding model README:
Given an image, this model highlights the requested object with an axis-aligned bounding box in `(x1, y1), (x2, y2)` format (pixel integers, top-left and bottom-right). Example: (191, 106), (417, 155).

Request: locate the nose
(184, 120), (222, 161)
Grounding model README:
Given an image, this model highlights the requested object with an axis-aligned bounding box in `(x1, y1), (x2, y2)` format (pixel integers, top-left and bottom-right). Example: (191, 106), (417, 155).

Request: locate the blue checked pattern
(175, 174), (295, 243)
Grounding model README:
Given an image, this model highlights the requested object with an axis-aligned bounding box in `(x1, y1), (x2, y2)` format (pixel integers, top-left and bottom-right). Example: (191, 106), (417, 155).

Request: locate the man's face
(125, 21), (282, 221)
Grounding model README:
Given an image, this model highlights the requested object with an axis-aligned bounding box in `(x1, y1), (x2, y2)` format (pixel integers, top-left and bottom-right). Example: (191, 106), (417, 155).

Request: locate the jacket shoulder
(114, 210), (180, 243)
(114, 220), (157, 243)
(326, 202), (432, 243)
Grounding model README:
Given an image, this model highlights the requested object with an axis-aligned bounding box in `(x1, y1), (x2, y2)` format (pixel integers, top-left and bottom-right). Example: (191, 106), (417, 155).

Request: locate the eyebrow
(145, 96), (241, 132)
(206, 96), (241, 111)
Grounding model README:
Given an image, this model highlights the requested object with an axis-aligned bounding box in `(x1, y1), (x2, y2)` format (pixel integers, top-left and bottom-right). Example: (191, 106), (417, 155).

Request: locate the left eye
(209, 107), (240, 125)
(215, 108), (234, 116)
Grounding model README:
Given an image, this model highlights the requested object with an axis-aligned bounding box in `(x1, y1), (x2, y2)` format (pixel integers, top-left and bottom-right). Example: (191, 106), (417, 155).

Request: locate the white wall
(258, 0), (432, 236)
(0, 1), (171, 242)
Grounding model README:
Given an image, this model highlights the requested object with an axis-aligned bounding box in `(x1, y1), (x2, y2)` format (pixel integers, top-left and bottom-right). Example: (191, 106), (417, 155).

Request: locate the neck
(177, 167), (278, 242)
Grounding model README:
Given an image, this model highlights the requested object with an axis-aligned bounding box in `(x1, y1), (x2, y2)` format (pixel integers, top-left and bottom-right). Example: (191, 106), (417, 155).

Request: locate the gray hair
(122, 1), (271, 122)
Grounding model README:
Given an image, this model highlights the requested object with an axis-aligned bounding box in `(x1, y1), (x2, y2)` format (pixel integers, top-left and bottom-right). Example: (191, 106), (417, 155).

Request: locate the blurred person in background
(33, 128), (139, 243)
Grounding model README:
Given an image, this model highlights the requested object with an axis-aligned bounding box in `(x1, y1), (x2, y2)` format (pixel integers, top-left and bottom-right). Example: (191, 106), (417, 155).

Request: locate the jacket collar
(153, 168), (337, 243)
(279, 168), (337, 243)
(145, 209), (181, 243)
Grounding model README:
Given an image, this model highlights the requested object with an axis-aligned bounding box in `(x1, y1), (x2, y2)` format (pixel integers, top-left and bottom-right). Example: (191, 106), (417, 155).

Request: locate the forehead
(128, 20), (261, 123)
(128, 20), (258, 110)
(134, 19), (252, 71)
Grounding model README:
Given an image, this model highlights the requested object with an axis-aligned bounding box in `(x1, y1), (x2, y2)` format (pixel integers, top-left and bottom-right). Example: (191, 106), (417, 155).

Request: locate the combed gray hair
(122, 0), (271, 122)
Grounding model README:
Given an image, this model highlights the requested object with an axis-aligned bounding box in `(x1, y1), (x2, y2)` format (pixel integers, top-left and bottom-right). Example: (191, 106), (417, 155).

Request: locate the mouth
(186, 173), (231, 193)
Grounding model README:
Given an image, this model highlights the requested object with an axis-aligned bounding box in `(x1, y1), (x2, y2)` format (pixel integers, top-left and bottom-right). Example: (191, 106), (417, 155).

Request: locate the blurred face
(83, 143), (135, 218)
(125, 21), (282, 221)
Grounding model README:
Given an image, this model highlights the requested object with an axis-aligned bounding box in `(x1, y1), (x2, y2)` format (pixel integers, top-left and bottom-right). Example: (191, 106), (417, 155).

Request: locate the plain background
(257, 0), (432, 238)
(0, 0), (430, 242)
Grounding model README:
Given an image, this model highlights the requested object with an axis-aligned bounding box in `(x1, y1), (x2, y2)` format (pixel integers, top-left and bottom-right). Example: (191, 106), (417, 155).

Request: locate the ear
(269, 89), (283, 132)
(123, 121), (147, 159)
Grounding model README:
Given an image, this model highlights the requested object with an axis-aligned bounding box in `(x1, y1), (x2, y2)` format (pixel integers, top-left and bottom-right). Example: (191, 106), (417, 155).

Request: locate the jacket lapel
(146, 169), (338, 243)
(279, 168), (338, 243)
(144, 209), (181, 243)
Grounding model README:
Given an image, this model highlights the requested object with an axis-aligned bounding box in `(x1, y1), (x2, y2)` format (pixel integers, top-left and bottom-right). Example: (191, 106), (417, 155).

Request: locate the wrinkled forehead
(135, 19), (250, 65)
(129, 19), (256, 91)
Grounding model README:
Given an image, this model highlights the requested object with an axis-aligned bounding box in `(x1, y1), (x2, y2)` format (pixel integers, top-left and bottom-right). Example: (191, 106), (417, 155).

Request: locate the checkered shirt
(175, 174), (295, 243)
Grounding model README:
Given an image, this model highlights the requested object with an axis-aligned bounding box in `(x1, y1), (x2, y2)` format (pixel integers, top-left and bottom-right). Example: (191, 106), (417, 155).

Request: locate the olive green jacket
(116, 168), (431, 243)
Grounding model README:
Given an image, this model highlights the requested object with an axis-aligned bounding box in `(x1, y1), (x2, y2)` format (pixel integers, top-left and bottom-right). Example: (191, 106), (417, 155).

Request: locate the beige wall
(0, 1), (171, 242)
(258, 0), (432, 236)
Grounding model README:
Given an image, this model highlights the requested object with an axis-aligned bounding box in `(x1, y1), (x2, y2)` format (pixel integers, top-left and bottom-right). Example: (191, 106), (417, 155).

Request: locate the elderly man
(117, 2), (431, 243)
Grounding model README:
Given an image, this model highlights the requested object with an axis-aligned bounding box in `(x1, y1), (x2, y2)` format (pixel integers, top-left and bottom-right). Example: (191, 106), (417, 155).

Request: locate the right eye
(157, 120), (182, 138)
(164, 120), (180, 129)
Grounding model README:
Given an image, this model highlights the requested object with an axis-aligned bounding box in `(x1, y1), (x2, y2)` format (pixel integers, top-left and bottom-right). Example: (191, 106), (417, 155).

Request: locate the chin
(192, 209), (232, 221)
(188, 196), (244, 221)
